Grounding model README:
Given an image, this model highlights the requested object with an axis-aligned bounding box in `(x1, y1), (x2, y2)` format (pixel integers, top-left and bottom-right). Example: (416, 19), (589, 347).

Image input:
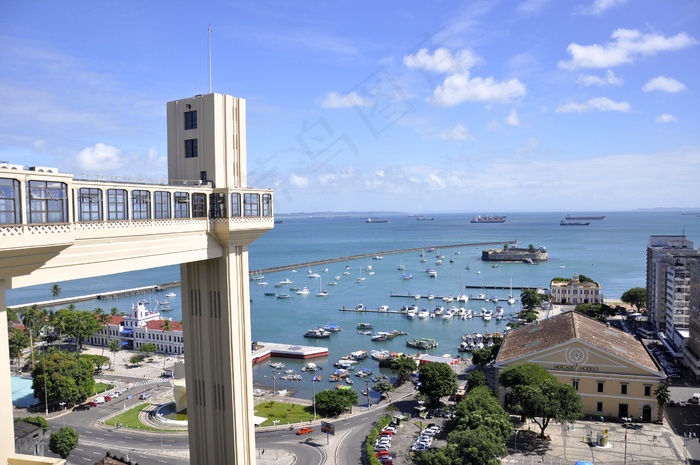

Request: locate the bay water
(7, 211), (700, 400)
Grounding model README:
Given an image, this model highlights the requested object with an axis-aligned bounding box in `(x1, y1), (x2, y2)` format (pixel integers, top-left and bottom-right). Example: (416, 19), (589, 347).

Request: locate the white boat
(296, 287), (310, 295)
(456, 294), (469, 302)
(442, 309), (454, 320)
(406, 308), (417, 319)
(316, 278), (329, 297)
(433, 306), (444, 315)
(165, 292), (176, 298)
(482, 309), (493, 321)
(508, 278), (516, 305)
(418, 309), (430, 319)
(401, 274), (413, 280)
(442, 295), (454, 303)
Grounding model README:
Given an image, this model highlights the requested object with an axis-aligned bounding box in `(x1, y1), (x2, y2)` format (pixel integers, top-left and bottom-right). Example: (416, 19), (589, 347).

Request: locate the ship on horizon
(565, 214), (606, 221)
(471, 215), (506, 224)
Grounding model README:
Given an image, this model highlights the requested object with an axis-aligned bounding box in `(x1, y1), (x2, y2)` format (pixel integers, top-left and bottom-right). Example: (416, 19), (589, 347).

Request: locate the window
(621, 384), (628, 395)
(107, 189), (128, 220)
(209, 193), (226, 218)
(596, 402), (603, 412)
(243, 193), (259, 216)
(174, 192), (189, 218)
(262, 193), (272, 216)
(154, 191), (171, 219)
(185, 139), (198, 158)
(192, 193), (207, 217)
(27, 180), (67, 223)
(572, 379), (579, 391)
(597, 382), (604, 393)
(230, 193), (241, 217)
(78, 188), (103, 221)
(132, 190), (151, 220)
(644, 385), (652, 396)
(184, 110), (197, 130)
(0, 178), (21, 224)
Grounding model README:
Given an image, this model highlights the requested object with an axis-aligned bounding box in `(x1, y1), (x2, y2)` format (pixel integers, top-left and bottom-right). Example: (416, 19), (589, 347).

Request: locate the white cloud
(289, 174), (309, 188)
(576, 69), (623, 86)
(642, 76), (687, 93)
(320, 91), (370, 108)
(559, 29), (698, 70)
(75, 143), (126, 172)
(656, 113), (677, 123)
(431, 74), (527, 106)
(556, 97), (631, 113)
(403, 48), (482, 74)
(517, 0), (552, 15)
(505, 109), (521, 126)
(578, 0), (628, 15)
(438, 124), (470, 140)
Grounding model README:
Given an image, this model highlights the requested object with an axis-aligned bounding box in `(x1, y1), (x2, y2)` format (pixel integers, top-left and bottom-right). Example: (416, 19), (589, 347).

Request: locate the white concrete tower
(167, 93), (264, 465)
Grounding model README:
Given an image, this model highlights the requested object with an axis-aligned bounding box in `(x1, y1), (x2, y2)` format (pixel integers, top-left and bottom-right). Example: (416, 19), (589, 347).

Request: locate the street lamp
(312, 376), (317, 420)
(273, 419), (280, 460)
(622, 416), (632, 465)
(513, 430), (519, 463)
(364, 380), (371, 410)
(272, 369), (279, 397)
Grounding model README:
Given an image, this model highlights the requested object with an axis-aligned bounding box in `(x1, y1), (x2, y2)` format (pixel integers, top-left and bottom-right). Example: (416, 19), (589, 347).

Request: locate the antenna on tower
(208, 25), (213, 93)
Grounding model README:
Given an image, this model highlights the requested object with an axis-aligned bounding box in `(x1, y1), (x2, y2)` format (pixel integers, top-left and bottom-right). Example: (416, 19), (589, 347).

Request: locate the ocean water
(7, 211), (700, 400)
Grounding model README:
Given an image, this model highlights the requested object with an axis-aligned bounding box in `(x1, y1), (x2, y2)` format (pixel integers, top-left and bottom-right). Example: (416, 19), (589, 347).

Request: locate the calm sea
(7, 211), (700, 400)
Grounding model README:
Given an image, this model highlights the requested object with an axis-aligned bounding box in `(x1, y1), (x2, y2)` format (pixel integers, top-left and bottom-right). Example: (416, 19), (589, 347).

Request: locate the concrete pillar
(181, 246), (255, 464)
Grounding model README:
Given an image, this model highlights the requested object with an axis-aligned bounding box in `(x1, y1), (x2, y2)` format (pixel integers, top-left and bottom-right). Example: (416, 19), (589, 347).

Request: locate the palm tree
(21, 306), (41, 371)
(654, 384), (671, 424)
(94, 307), (110, 356)
(108, 339), (121, 371)
(161, 319), (174, 370)
(520, 288), (544, 310)
(51, 284), (61, 299)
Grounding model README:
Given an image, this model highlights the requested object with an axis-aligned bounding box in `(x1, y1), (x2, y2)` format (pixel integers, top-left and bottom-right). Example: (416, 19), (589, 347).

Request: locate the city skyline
(1, 0), (698, 213)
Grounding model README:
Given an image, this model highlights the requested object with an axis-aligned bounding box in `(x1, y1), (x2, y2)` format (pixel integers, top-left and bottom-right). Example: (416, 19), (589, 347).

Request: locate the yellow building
(550, 275), (603, 305)
(495, 312), (666, 421)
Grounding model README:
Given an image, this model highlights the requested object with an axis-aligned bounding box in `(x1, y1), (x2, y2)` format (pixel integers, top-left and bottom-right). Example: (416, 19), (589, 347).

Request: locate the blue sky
(1, 0), (698, 213)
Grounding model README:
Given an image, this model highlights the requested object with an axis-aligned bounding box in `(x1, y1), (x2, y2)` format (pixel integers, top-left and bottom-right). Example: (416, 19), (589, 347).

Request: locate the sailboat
(508, 277), (516, 305)
(316, 277), (329, 297)
(355, 267), (366, 283)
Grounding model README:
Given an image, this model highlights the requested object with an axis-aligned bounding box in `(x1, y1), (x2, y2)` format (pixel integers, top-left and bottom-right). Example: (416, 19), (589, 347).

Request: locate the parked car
(296, 427), (314, 435)
(87, 401), (98, 407)
(139, 393), (151, 400)
(104, 396), (112, 402)
(73, 404), (91, 411)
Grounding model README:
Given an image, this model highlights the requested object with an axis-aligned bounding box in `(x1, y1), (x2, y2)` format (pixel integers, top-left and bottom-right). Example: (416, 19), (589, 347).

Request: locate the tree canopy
(390, 355), (418, 385)
(574, 303), (617, 322)
(621, 287), (647, 311)
(313, 388), (358, 417)
(500, 363), (582, 437)
(32, 350), (95, 407)
(520, 288), (544, 311)
(418, 362), (458, 405)
(49, 427), (79, 459)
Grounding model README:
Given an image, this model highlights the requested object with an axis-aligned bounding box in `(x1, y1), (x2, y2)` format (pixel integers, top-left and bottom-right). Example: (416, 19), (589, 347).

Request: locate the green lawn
(255, 401), (315, 427)
(104, 404), (172, 431)
(93, 382), (113, 395)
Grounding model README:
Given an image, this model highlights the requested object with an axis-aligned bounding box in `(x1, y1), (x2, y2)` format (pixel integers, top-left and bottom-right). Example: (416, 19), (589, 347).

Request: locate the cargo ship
(565, 214), (605, 220)
(471, 215), (506, 223)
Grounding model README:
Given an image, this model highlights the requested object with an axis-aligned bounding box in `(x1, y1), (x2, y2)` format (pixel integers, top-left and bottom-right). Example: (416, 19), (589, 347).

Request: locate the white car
(411, 443), (430, 452)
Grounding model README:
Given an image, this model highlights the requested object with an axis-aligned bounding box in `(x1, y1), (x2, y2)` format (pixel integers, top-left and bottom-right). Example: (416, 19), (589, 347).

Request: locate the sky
(1, 0), (699, 213)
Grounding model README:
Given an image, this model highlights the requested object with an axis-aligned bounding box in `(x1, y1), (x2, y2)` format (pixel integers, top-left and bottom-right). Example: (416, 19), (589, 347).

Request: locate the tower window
(185, 139), (198, 158)
(184, 110), (197, 130)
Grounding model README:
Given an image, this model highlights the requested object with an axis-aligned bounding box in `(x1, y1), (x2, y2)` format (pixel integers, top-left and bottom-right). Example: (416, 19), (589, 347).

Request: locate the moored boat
(471, 214), (506, 223)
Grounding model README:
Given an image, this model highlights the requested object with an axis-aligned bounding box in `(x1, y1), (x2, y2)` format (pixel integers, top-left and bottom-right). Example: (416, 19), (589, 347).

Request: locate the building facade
(88, 302), (184, 357)
(550, 275), (603, 305)
(683, 258), (700, 381)
(495, 312), (666, 421)
(646, 235), (699, 359)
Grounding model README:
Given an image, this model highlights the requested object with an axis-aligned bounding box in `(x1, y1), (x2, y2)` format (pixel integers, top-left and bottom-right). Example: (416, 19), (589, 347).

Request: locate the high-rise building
(0, 93), (272, 464)
(646, 235), (699, 359)
(684, 257), (700, 381)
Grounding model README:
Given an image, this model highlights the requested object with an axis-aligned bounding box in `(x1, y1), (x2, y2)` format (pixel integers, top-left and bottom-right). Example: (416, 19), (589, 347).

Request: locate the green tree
(93, 307), (112, 356)
(52, 308), (74, 344)
(499, 363), (554, 389)
(390, 355), (418, 385)
(372, 380), (395, 400)
(465, 370), (488, 391)
(621, 287), (647, 311)
(108, 339), (121, 371)
(574, 303), (617, 322)
(15, 416), (48, 432)
(471, 344), (500, 367)
(528, 244), (536, 253)
(130, 354), (145, 366)
(654, 384), (671, 424)
(66, 310), (101, 350)
(161, 319), (174, 368)
(139, 342), (158, 358)
(6, 307), (18, 323)
(510, 379), (583, 438)
(49, 427), (79, 459)
(8, 327), (29, 373)
(418, 362), (458, 405)
(313, 388), (358, 417)
(520, 288), (543, 310)
(20, 306), (43, 370)
(32, 350), (95, 406)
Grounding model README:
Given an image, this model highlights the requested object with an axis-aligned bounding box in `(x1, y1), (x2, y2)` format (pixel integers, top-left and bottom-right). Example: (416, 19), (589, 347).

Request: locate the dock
(251, 342), (329, 364)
